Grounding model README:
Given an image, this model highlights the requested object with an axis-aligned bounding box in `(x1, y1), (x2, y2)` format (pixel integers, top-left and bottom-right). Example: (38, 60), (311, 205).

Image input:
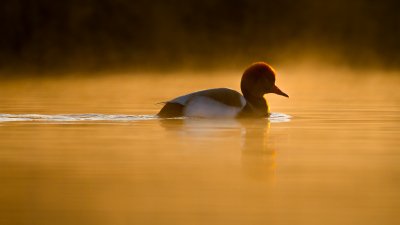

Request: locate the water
(0, 67), (399, 225)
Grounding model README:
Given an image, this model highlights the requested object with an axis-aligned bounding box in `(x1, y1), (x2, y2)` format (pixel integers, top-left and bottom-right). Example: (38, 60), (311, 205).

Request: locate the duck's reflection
(158, 118), (185, 130)
(159, 118), (241, 137)
(240, 119), (276, 182)
(159, 118), (289, 182)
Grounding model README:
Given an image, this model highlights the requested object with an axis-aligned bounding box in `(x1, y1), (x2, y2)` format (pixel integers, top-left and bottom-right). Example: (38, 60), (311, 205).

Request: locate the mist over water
(1, 0), (400, 74)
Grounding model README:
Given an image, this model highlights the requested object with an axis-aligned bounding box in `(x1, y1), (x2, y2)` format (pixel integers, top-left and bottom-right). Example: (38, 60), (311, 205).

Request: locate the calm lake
(1, 65), (399, 225)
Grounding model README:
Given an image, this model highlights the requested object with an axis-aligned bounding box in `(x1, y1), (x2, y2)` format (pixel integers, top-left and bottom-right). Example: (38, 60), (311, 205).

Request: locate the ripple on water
(0, 114), (157, 122)
(268, 112), (291, 123)
(0, 113), (290, 123)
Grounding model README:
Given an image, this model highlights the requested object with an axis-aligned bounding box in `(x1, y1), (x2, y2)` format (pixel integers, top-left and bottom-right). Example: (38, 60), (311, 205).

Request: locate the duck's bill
(269, 85), (289, 98)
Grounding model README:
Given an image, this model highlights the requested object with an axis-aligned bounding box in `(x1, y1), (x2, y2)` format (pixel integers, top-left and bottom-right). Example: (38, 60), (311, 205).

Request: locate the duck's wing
(157, 92), (195, 105)
(160, 88), (246, 107)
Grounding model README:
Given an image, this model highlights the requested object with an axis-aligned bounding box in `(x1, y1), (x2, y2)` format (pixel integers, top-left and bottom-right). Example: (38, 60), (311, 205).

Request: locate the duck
(157, 62), (289, 118)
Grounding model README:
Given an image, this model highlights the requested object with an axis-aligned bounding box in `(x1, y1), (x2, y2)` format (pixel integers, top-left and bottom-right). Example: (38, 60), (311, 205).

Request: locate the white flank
(184, 96), (243, 118)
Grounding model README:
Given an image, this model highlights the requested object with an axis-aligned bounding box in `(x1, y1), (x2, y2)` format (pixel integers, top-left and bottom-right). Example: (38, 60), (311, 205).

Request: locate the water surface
(1, 68), (399, 225)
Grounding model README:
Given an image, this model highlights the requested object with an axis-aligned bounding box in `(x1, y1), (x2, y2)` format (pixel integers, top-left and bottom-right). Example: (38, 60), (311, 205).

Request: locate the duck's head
(241, 62), (289, 99)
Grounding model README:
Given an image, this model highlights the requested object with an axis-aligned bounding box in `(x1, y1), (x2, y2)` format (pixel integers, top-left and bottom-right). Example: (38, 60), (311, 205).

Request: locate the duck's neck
(238, 89), (270, 118)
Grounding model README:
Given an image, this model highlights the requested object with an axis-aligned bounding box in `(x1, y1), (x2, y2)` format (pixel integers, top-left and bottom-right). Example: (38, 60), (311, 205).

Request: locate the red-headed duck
(157, 62), (289, 118)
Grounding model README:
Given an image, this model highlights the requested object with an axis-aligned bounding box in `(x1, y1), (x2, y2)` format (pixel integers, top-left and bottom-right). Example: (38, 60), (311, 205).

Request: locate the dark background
(1, 0), (400, 75)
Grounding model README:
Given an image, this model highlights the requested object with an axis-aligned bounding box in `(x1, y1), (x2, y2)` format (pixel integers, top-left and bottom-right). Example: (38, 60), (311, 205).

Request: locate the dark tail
(157, 103), (184, 118)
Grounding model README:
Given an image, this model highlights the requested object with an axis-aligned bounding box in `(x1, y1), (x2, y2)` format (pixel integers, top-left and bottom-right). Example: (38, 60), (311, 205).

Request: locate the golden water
(0, 66), (399, 224)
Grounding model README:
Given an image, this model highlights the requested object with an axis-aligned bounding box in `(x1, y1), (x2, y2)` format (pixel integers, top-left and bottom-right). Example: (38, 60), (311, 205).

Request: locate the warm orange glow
(0, 67), (399, 224)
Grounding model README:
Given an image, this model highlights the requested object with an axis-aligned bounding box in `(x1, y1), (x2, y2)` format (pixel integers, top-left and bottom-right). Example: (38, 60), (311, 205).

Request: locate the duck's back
(157, 88), (246, 118)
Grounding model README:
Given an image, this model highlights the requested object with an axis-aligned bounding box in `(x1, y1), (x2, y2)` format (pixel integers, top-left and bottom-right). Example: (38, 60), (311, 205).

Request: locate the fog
(1, 0), (400, 76)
